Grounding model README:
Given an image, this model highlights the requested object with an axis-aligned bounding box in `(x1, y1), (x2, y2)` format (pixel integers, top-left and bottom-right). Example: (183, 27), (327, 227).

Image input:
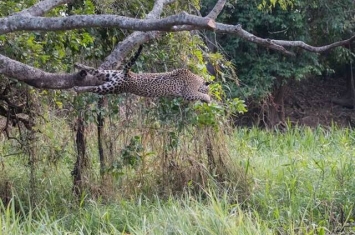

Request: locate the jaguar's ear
(79, 70), (87, 78)
(75, 70), (87, 81)
(205, 81), (212, 86)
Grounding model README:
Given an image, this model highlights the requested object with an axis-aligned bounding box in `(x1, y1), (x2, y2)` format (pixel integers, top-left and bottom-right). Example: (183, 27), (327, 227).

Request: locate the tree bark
(72, 115), (87, 196)
(0, 54), (104, 89)
(0, 12), (216, 34)
(97, 97), (106, 176)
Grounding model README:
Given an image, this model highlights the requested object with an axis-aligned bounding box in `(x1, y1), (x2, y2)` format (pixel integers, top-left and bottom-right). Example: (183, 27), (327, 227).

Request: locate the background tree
(201, 0), (355, 126)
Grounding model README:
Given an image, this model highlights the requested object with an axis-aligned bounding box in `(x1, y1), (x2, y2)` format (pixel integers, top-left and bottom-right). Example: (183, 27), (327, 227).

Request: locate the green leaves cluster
(258, 0), (294, 11)
(192, 98), (246, 128)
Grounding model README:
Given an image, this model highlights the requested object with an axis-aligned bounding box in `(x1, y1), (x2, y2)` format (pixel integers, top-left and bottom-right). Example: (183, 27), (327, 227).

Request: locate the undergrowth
(1, 122), (355, 234)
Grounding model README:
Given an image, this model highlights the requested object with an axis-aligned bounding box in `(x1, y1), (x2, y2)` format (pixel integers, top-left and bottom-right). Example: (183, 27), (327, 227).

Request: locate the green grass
(2, 124), (355, 234)
(0, 193), (272, 235)
(234, 126), (355, 234)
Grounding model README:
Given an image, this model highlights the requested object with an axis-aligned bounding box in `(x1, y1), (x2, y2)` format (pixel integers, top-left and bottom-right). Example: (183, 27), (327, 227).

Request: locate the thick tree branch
(0, 12), (215, 35)
(100, 31), (162, 69)
(3, 0), (351, 57)
(0, 54), (104, 89)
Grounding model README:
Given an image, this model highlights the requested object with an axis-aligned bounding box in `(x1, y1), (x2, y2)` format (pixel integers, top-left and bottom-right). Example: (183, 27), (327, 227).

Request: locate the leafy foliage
(201, 0), (355, 100)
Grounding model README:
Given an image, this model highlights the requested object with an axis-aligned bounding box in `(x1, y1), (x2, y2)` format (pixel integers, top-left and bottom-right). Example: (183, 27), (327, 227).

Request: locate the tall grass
(234, 126), (355, 234)
(0, 192), (272, 235)
(2, 121), (355, 234)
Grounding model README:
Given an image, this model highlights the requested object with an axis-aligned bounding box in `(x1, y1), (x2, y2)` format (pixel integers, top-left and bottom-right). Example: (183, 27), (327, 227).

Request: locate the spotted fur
(74, 48), (211, 103)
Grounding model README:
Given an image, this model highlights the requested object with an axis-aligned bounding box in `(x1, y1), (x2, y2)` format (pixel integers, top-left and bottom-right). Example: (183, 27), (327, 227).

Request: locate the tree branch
(146, 0), (173, 20)
(214, 23), (295, 56)
(206, 0), (226, 19)
(214, 22), (355, 55)
(100, 31), (162, 69)
(0, 12), (215, 35)
(0, 54), (105, 89)
(271, 35), (355, 53)
(100, 0), (176, 69)
(172, 0), (226, 32)
(101, 0), (226, 69)
(1, 0), (355, 89)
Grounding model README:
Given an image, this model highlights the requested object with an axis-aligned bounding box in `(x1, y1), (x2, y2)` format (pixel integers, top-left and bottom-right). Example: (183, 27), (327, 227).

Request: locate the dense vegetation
(202, 0), (355, 126)
(1, 0), (355, 234)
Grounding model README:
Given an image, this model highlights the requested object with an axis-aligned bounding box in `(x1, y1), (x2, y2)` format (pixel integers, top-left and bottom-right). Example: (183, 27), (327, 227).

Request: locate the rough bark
(72, 116), (87, 196)
(0, 54), (105, 89)
(0, 12), (216, 35)
(97, 97), (106, 176)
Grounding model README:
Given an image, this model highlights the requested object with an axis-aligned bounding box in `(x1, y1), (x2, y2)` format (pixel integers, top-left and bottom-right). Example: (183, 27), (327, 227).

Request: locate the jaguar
(74, 46), (211, 103)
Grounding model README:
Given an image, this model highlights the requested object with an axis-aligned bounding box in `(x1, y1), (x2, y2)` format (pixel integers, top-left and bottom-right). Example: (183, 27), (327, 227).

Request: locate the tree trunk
(331, 74), (355, 109)
(261, 84), (286, 128)
(97, 97), (114, 196)
(350, 60), (355, 110)
(72, 115), (87, 197)
(206, 130), (215, 172)
(97, 97), (105, 176)
(25, 89), (37, 207)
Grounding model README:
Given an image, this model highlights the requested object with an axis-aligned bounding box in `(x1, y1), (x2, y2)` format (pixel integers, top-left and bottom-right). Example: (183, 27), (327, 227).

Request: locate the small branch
(100, 0), (177, 69)
(1, 152), (23, 158)
(214, 23), (295, 56)
(272, 35), (355, 53)
(172, 0), (226, 32)
(206, 0), (226, 19)
(146, 0), (171, 20)
(101, 0), (225, 69)
(15, 0), (73, 17)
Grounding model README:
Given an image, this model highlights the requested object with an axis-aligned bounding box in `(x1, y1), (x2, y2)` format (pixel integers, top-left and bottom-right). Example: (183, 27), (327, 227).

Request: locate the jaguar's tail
(123, 45), (143, 79)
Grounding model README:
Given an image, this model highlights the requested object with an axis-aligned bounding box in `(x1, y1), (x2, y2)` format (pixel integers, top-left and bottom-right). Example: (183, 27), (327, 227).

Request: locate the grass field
(1, 121), (355, 234)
